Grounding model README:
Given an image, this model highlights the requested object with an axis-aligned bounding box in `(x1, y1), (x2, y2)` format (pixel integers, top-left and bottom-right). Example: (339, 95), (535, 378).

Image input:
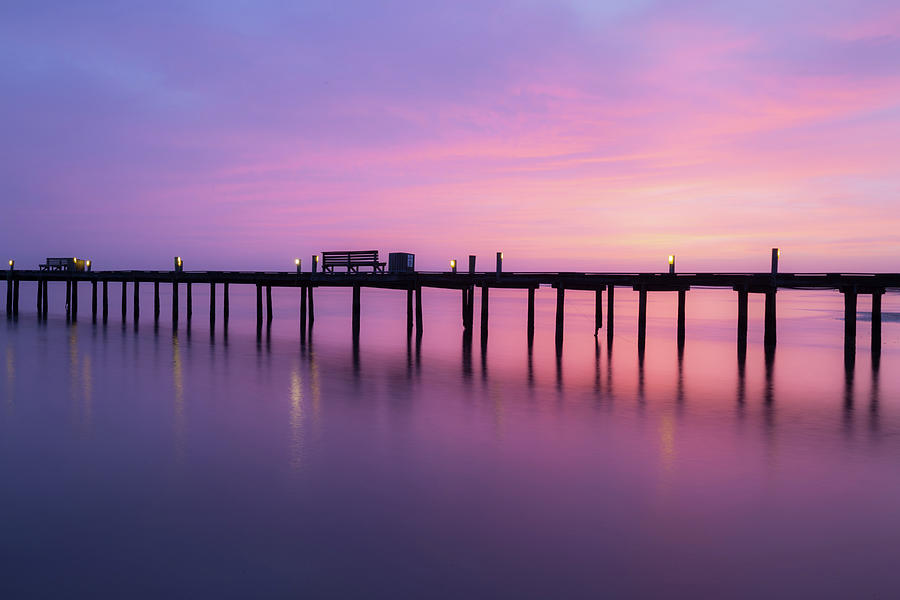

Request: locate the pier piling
(154, 282), (160, 322)
(256, 285), (262, 330)
(71, 280), (77, 321)
(594, 289), (602, 335)
(42, 281), (48, 319)
(737, 289), (749, 350)
(677, 289), (686, 349)
(65, 280), (71, 319)
(415, 285), (423, 336)
(527, 287), (535, 345)
(186, 282), (192, 321)
(637, 288), (648, 351)
(121, 281), (126, 322)
(133, 281), (140, 323)
(37, 279), (43, 318)
(555, 285), (565, 349)
(607, 285), (615, 344)
(299, 284), (307, 334)
(843, 287), (858, 354)
(210, 282), (216, 329)
(13, 280), (19, 318)
(91, 281), (97, 322)
(352, 284), (361, 339)
(406, 288), (413, 336)
(480, 285), (489, 341)
(103, 281), (109, 322)
(172, 281), (178, 326)
(764, 290), (777, 347)
(224, 283), (230, 326)
(266, 285), (273, 324)
(872, 290), (883, 354)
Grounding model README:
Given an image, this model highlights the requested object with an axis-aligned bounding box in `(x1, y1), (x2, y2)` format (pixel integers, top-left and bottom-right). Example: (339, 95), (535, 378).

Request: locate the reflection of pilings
(843, 348), (855, 430)
(870, 358), (880, 434)
(764, 345), (775, 406)
(737, 342), (746, 405)
(527, 287), (535, 346)
(764, 290), (776, 348)
(677, 289), (686, 351)
(594, 288), (602, 335)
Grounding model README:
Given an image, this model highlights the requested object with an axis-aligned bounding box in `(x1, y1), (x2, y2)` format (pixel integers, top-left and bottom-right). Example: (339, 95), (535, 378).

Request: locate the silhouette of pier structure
(4, 250), (893, 358)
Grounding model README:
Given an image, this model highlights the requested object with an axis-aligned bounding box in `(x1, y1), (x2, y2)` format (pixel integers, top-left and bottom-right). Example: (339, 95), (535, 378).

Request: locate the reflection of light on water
(289, 367), (304, 472)
(67, 326), (92, 429)
(173, 334), (185, 460)
(82, 355), (92, 424)
(5, 347), (13, 409)
(310, 351), (321, 424)
(660, 415), (675, 473)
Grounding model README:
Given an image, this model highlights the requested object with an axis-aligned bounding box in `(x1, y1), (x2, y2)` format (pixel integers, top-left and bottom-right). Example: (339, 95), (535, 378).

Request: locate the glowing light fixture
(668, 255), (675, 274)
(450, 259), (457, 274)
(294, 258), (300, 266)
(7, 259), (13, 268)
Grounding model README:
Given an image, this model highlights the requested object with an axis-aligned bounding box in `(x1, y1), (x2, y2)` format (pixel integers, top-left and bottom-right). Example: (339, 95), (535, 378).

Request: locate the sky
(2, 0), (900, 272)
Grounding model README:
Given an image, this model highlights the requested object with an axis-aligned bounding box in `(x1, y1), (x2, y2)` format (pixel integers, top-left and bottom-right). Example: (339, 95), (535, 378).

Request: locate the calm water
(2, 283), (900, 598)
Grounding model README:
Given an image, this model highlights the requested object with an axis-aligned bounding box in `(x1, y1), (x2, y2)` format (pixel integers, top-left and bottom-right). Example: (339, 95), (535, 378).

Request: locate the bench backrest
(321, 250), (379, 265)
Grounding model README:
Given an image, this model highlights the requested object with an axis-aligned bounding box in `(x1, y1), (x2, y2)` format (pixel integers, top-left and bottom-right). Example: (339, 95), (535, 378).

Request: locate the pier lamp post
(7, 259), (13, 271)
(771, 248), (780, 275)
(450, 259), (457, 274)
(86, 260), (91, 272)
(294, 258), (301, 274)
(312, 255), (319, 274)
(174, 256), (184, 273)
(496, 252), (503, 278)
(468, 255), (476, 275)
(668, 255), (675, 274)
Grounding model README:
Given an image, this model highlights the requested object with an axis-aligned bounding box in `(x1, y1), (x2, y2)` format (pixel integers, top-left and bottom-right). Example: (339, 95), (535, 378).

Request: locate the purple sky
(3, 0), (900, 271)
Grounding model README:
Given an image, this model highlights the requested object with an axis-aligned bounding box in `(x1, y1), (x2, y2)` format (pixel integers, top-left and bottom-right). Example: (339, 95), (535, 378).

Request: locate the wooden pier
(4, 260), (896, 357)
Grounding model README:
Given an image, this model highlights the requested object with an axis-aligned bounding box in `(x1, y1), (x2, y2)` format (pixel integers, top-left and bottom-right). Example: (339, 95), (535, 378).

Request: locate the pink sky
(2, 0), (900, 271)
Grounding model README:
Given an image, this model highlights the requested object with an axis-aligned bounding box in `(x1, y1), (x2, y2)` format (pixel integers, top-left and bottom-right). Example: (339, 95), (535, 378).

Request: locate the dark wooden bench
(320, 250), (386, 274)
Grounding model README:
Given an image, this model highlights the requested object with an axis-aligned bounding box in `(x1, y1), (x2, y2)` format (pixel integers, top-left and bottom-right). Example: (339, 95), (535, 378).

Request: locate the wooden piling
(5, 272), (11, 318)
(42, 281), (48, 319)
(256, 284), (262, 330)
(13, 280), (19, 317)
(307, 285), (314, 325)
(91, 281), (97, 322)
(299, 284), (307, 333)
(266, 285), (273, 323)
(209, 282), (216, 328)
(677, 289), (686, 348)
(223, 282), (230, 325)
(764, 289), (776, 347)
(872, 291), (883, 354)
(607, 285), (615, 342)
(737, 289), (748, 349)
(352, 284), (361, 339)
(843, 287), (857, 354)
(461, 288), (468, 329)
(172, 281), (178, 326)
(406, 288), (413, 336)
(102, 280), (109, 322)
(555, 285), (565, 348)
(133, 280), (140, 322)
(638, 288), (648, 349)
(154, 282), (160, 322)
(480, 285), (489, 340)
(70, 280), (77, 321)
(594, 289), (603, 335)
(415, 285), (423, 335)
(65, 280), (71, 319)
(527, 287), (535, 344)
(121, 280), (126, 322)
(186, 282), (192, 321)
(37, 279), (43, 317)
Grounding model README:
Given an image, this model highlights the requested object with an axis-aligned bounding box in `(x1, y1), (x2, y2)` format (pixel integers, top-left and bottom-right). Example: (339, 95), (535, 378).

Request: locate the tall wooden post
(606, 285), (615, 343)
(527, 287), (535, 345)
(872, 291), (883, 355)
(677, 289), (686, 348)
(415, 285), (423, 335)
(172, 281), (178, 326)
(65, 280), (71, 319)
(480, 285), (489, 341)
(91, 281), (97, 322)
(153, 281), (160, 322)
(764, 289), (776, 347)
(256, 284), (262, 330)
(70, 280), (77, 321)
(404, 288), (413, 336)
(42, 281), (49, 319)
(12, 280), (19, 317)
(555, 285), (565, 349)
(300, 284), (307, 333)
(737, 289), (748, 350)
(352, 284), (361, 340)
(637, 288), (648, 350)
(102, 280), (109, 322)
(594, 288), (603, 335)
(133, 280), (140, 323)
(223, 283), (230, 326)
(186, 282), (192, 321)
(843, 287), (857, 355)
(266, 285), (273, 323)
(36, 279), (43, 318)
(209, 282), (216, 328)
(121, 280), (127, 322)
